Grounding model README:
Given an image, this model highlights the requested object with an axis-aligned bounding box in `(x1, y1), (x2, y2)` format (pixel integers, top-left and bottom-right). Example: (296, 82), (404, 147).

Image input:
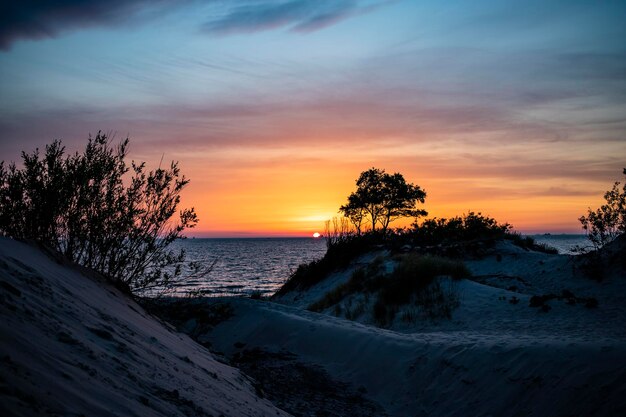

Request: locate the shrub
(579, 168), (626, 249)
(307, 260), (382, 312)
(409, 211), (511, 246)
(504, 233), (558, 254)
(307, 253), (467, 326)
(413, 279), (460, 319)
(371, 254), (467, 326)
(275, 230), (385, 295)
(408, 212), (557, 254)
(0, 133), (198, 294)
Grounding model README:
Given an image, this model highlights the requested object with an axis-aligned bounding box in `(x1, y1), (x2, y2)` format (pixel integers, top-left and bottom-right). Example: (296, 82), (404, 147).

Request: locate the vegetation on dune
(308, 253), (470, 327)
(574, 168), (626, 280)
(274, 227), (381, 296)
(408, 211), (511, 245)
(407, 212), (557, 254)
(579, 168), (626, 250)
(307, 257), (386, 312)
(373, 254), (469, 325)
(277, 167), (552, 296)
(0, 133), (200, 294)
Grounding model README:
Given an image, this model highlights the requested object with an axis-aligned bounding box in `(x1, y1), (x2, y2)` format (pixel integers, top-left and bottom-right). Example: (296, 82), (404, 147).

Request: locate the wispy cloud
(201, 0), (387, 35)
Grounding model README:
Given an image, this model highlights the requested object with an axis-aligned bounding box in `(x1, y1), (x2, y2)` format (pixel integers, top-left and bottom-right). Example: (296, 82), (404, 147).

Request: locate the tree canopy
(340, 168), (427, 233)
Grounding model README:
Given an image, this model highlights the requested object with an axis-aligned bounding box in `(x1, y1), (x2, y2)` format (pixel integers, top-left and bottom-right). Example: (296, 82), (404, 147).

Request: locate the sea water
(529, 234), (589, 255)
(169, 238), (327, 297)
(168, 234), (589, 297)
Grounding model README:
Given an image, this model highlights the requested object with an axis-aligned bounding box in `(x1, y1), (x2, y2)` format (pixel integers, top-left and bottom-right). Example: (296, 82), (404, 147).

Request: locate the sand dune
(0, 238), (288, 417)
(176, 240), (626, 416)
(2, 236), (626, 416)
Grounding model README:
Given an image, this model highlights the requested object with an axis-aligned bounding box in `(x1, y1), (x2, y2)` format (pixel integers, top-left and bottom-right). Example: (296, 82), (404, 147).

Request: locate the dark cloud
(201, 0), (383, 35)
(0, 0), (388, 50)
(0, 0), (181, 50)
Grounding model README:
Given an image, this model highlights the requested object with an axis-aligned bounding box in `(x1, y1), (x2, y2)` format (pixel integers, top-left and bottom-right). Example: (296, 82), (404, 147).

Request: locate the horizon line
(184, 231), (587, 239)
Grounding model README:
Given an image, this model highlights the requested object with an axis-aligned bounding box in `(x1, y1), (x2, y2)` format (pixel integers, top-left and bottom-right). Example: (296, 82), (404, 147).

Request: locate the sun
(312, 232), (321, 238)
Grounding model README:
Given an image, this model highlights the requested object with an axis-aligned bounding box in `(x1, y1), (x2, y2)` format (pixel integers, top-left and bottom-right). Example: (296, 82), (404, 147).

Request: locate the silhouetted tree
(340, 194), (367, 234)
(0, 133), (199, 294)
(340, 168), (427, 232)
(579, 168), (626, 249)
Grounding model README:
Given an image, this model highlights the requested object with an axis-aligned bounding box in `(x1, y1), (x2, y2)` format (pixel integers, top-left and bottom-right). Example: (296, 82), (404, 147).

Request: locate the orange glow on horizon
(167, 145), (610, 238)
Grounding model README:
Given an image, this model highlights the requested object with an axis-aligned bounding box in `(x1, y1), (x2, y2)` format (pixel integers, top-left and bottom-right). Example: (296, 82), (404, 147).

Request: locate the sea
(169, 238), (327, 297)
(168, 234), (589, 297)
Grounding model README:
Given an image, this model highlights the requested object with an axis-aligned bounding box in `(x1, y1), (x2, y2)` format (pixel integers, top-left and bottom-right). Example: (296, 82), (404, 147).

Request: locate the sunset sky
(1, 0), (625, 236)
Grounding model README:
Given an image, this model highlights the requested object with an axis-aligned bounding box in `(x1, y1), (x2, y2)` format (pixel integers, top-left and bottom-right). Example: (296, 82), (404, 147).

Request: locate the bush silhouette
(0, 133), (198, 294)
(410, 211), (511, 245)
(579, 168), (626, 249)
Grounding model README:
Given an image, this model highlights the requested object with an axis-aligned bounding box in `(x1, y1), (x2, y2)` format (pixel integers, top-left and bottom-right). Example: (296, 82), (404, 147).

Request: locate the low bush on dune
(579, 168), (626, 250)
(307, 257), (385, 312)
(372, 254), (469, 326)
(277, 212), (554, 297)
(408, 211), (511, 246)
(308, 253), (470, 327)
(275, 230), (385, 296)
(378, 255), (469, 304)
(407, 212), (557, 255)
(573, 169), (626, 280)
(504, 233), (559, 254)
(528, 291), (599, 310)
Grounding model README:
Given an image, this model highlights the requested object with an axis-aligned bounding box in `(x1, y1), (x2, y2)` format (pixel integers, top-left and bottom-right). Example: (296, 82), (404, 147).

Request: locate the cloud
(0, 0), (182, 50)
(201, 0), (384, 35)
(0, 0), (388, 50)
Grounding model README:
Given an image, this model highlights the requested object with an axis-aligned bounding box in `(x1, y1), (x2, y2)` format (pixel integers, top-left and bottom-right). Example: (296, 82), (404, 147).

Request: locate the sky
(0, 0), (625, 237)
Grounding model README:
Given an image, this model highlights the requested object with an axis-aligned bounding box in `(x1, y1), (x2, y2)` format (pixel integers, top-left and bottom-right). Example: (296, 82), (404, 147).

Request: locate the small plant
(344, 298), (367, 320)
(413, 279), (460, 319)
(529, 294), (557, 307)
(249, 291), (264, 300)
(529, 291), (599, 310)
(504, 233), (558, 254)
(372, 254), (469, 326)
(333, 304), (342, 316)
(308, 262), (382, 312)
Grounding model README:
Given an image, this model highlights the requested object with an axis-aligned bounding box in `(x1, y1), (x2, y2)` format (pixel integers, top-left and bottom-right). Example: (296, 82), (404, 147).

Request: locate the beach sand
(0, 237), (289, 417)
(2, 236), (626, 416)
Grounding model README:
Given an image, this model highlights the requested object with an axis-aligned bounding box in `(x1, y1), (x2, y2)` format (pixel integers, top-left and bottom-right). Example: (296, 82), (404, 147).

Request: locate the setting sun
(313, 232), (321, 238)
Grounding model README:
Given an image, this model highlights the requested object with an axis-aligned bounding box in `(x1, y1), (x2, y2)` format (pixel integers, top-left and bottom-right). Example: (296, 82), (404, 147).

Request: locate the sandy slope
(0, 238), (289, 417)
(190, 241), (626, 417)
